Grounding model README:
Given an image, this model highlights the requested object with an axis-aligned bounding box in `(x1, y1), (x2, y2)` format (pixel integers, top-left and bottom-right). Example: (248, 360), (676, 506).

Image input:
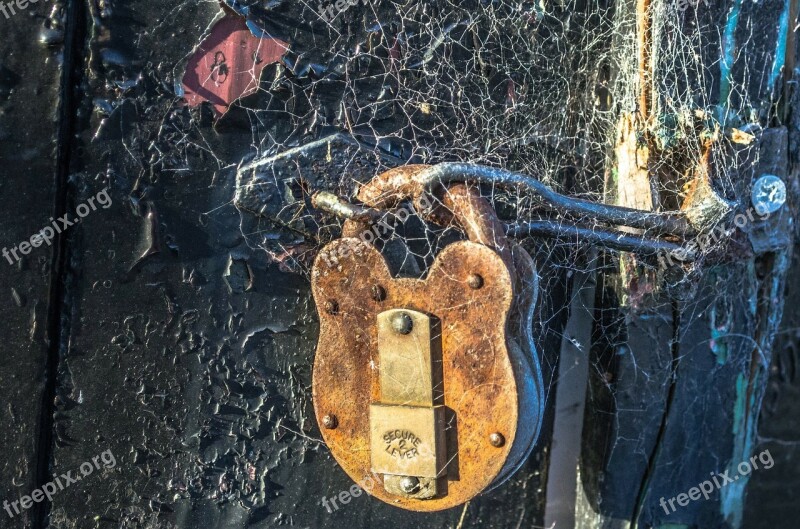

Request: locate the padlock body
(311, 238), (522, 511)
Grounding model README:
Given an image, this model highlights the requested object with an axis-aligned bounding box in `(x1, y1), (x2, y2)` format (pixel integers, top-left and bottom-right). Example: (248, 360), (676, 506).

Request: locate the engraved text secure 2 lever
(311, 165), (545, 511)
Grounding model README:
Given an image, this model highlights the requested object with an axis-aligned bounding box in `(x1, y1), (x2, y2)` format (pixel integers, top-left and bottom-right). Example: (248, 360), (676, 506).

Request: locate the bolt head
(467, 273), (484, 289)
(399, 476), (420, 494)
(391, 312), (413, 335)
(489, 432), (505, 447)
(321, 414), (338, 429)
(751, 174), (786, 216)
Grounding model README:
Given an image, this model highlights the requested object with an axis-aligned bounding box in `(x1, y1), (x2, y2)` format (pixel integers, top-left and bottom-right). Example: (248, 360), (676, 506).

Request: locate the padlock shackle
(312, 166), (696, 260)
(343, 165), (516, 273)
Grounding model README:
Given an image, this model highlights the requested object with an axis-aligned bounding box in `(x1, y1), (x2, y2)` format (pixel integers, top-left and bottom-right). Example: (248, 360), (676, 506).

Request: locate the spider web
(223, 0), (779, 288)
(226, 0), (768, 406)
(121, 0), (787, 520)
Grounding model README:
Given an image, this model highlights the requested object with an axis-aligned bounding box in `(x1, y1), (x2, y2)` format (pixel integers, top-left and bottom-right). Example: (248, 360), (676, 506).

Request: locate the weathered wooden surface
(0, 5), (70, 528)
(582, 0), (799, 525)
(0, 1), (797, 529)
(35, 2), (560, 528)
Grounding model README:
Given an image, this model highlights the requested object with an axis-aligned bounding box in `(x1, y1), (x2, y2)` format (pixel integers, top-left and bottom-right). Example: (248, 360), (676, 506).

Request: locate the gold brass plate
(370, 309), (445, 497)
(369, 404), (445, 478)
(376, 309), (436, 405)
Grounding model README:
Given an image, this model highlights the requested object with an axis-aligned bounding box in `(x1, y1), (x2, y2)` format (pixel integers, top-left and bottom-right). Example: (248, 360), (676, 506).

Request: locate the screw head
(751, 174), (786, 216)
(371, 285), (387, 302)
(324, 300), (339, 315)
(399, 476), (420, 494)
(321, 414), (338, 429)
(391, 312), (413, 335)
(489, 432), (505, 447)
(467, 273), (484, 289)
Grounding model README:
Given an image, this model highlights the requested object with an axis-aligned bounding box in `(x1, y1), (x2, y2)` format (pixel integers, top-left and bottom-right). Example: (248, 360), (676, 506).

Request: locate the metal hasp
(370, 309), (446, 499)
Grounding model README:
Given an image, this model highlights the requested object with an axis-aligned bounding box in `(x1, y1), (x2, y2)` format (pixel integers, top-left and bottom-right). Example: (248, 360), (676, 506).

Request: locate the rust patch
(182, 15), (288, 117)
(440, 184), (515, 274)
(355, 164), (432, 210)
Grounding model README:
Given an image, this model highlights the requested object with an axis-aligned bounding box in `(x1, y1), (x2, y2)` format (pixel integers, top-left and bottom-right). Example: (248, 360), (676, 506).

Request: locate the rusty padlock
(311, 165), (545, 511)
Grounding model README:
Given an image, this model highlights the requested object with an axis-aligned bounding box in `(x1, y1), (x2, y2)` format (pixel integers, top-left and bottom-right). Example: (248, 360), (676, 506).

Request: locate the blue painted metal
(720, 0), (744, 114)
(768, 0), (791, 94)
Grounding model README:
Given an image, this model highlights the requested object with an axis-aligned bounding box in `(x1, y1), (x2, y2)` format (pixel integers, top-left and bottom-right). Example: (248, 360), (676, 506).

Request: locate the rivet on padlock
(311, 165), (545, 511)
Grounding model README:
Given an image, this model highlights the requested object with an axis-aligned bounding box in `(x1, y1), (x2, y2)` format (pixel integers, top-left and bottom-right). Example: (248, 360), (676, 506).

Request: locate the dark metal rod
(312, 182), (696, 260)
(414, 163), (694, 236)
(506, 221), (695, 259)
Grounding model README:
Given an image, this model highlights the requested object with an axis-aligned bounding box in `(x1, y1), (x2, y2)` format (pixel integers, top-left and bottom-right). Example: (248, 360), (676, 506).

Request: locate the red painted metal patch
(182, 15), (287, 117)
